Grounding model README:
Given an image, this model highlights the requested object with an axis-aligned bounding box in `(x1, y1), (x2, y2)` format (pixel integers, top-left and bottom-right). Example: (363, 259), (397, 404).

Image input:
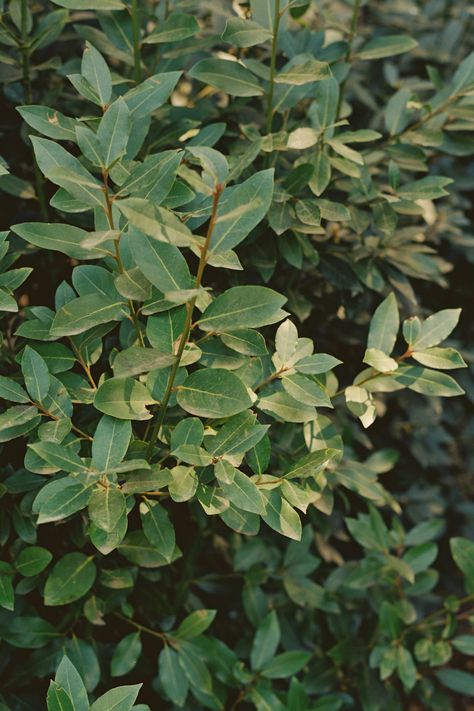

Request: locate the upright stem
(145, 184), (224, 461)
(266, 0), (281, 135)
(20, 0), (48, 221)
(131, 0), (142, 83)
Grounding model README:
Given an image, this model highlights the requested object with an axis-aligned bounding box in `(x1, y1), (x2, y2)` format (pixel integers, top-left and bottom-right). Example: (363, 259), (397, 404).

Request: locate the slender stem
(131, 0), (142, 83)
(114, 612), (167, 641)
(266, 0), (281, 135)
(102, 169), (145, 346)
(19, 0), (48, 221)
(68, 338), (97, 390)
(34, 401), (92, 440)
(145, 184), (224, 461)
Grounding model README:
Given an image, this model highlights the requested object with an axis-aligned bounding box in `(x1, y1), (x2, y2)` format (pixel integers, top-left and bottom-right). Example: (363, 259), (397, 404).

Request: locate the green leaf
(111, 633), (142, 677)
(92, 416), (131, 470)
(392, 366), (464, 397)
(118, 152), (183, 202)
(215, 461), (266, 514)
(97, 97), (130, 168)
(170, 418), (204, 450)
(189, 58), (264, 97)
(450, 537), (474, 592)
(257, 391), (316, 423)
(411, 309), (461, 350)
(206, 411), (268, 457)
(175, 609), (216, 640)
(88, 486), (126, 532)
(0, 375), (30, 403)
(261, 490), (302, 540)
(33, 477), (92, 524)
(29, 441), (88, 473)
(452, 636), (474, 656)
(210, 170), (274, 254)
(221, 17), (273, 47)
(177, 641), (213, 693)
(411, 347), (466, 369)
(15, 546), (53, 577)
(221, 329), (267, 356)
(51, 295), (126, 337)
(90, 685), (142, 711)
(198, 286), (287, 332)
(123, 72), (182, 120)
(398, 176), (453, 201)
(357, 35), (417, 60)
(139, 499), (175, 562)
(17, 105), (77, 140)
(367, 293), (399, 356)
(130, 231), (191, 292)
(396, 646), (417, 690)
(275, 60), (331, 85)
(158, 646), (188, 706)
(144, 13), (199, 44)
(436, 669), (474, 697)
(261, 650), (311, 678)
(251, 610), (280, 670)
(113, 347), (175, 378)
(294, 353), (342, 375)
(55, 656), (89, 711)
(283, 449), (338, 479)
(44, 553), (96, 606)
(363, 348), (398, 373)
(0, 562), (14, 611)
(282, 374), (332, 408)
(94, 377), (156, 420)
(310, 150), (331, 196)
(81, 42), (112, 107)
(11, 222), (106, 260)
(47, 682), (74, 711)
(21, 345), (50, 402)
(177, 368), (253, 418)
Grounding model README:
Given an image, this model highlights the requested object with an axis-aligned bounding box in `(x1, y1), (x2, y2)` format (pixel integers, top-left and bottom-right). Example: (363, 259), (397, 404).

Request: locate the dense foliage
(0, 0), (473, 709)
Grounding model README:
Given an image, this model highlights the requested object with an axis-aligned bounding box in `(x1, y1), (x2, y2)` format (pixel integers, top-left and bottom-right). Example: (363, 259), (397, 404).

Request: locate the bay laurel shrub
(0, 0), (473, 708)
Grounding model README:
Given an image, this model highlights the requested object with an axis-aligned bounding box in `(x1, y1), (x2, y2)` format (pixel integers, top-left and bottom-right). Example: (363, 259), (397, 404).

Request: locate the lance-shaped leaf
(357, 35), (418, 60)
(198, 286), (287, 332)
(144, 13), (199, 44)
(221, 17), (272, 47)
(130, 231), (191, 292)
(209, 170), (274, 254)
(113, 347), (175, 378)
(21, 345), (50, 402)
(189, 58), (264, 97)
(215, 461), (266, 514)
(88, 486), (126, 532)
(81, 42), (112, 106)
(275, 59), (331, 85)
(97, 97), (130, 168)
(261, 490), (302, 541)
(11, 222), (107, 260)
(92, 416), (131, 470)
(410, 309), (461, 351)
(32, 478), (92, 524)
(94, 377), (156, 420)
(51, 295), (127, 337)
(177, 368), (253, 418)
(123, 72), (182, 120)
(367, 293), (399, 356)
(139, 499), (175, 562)
(44, 552), (96, 606)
